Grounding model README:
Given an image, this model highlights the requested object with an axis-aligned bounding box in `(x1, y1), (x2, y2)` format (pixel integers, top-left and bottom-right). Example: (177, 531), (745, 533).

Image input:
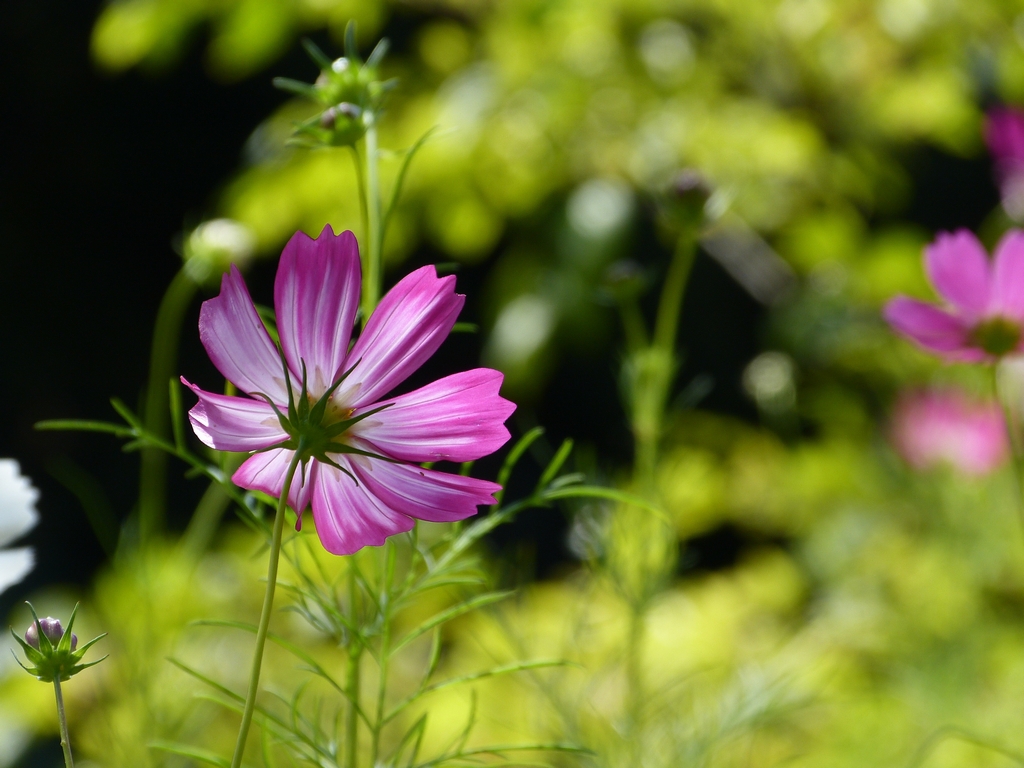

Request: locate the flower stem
(140, 266), (199, 546)
(229, 451), (302, 768)
(994, 364), (1024, 534)
(360, 122), (383, 324)
(53, 678), (74, 768)
(631, 234), (696, 489)
(345, 564), (362, 768)
(369, 543), (395, 767)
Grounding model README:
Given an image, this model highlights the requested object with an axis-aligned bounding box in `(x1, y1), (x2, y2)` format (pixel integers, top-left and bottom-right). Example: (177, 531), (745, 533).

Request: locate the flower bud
(277, 34), (390, 149)
(661, 169), (712, 231)
(26, 617), (76, 651)
(12, 603), (105, 683)
(183, 218), (257, 285)
(601, 260), (646, 304)
(316, 102), (366, 146)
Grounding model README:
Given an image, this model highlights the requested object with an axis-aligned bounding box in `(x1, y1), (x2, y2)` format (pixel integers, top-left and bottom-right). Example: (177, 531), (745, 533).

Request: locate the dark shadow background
(0, 0), (1000, 624)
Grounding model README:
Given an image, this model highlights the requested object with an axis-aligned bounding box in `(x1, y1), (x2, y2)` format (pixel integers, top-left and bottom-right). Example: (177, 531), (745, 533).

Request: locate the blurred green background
(8, 0), (1024, 765)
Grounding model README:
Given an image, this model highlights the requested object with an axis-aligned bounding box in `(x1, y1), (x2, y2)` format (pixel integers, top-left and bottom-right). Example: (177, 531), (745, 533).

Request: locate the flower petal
(0, 548), (34, 597)
(990, 230), (1024, 320)
(311, 462), (414, 555)
(353, 459), (500, 523)
(884, 296), (972, 356)
(200, 266), (289, 402)
(354, 369), (516, 462)
(0, 459), (38, 549)
(339, 266), (464, 407)
(925, 230), (990, 320)
(275, 226), (362, 394)
(233, 449), (318, 514)
(182, 378), (288, 452)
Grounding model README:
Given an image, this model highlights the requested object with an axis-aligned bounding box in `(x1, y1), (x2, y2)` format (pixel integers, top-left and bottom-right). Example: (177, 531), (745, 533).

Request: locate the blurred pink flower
(890, 389), (1008, 476)
(884, 229), (1024, 361)
(985, 107), (1024, 220)
(183, 226), (515, 555)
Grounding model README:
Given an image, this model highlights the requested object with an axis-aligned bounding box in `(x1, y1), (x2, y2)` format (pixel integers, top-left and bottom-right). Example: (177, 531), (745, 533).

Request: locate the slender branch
(361, 122), (383, 324)
(229, 451), (302, 768)
(632, 234), (696, 488)
(139, 267), (199, 545)
(53, 678), (74, 768)
(993, 363), (1024, 534)
(346, 563), (362, 768)
(370, 543), (395, 765)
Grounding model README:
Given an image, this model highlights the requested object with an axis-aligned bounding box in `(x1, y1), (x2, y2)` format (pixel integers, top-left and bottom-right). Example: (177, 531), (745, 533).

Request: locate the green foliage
(11, 3), (1024, 768)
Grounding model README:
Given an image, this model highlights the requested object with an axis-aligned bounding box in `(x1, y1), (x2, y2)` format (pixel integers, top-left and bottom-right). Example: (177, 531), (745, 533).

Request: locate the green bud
(11, 603), (106, 683)
(275, 32), (391, 149)
(601, 260), (647, 304)
(183, 219), (256, 285)
(661, 169), (712, 231)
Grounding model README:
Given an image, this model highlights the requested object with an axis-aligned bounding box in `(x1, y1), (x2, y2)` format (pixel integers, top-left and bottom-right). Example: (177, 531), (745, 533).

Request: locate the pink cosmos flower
(182, 226), (515, 555)
(883, 229), (1024, 361)
(985, 107), (1024, 220)
(889, 388), (1008, 477)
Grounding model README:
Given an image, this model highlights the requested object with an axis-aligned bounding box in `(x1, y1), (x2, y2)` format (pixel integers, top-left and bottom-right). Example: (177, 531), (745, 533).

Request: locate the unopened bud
(662, 169), (712, 231)
(26, 617), (76, 651)
(602, 260), (646, 303)
(184, 218), (257, 285)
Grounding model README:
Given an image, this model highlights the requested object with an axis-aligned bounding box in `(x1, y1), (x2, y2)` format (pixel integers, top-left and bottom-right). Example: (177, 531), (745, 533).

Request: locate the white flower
(0, 460), (38, 596)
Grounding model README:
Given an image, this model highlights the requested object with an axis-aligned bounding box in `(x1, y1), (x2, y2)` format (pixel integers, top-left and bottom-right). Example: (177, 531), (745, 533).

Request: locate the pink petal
(338, 266), (464, 407)
(924, 230), (990, 320)
(311, 462), (414, 555)
(884, 296), (972, 356)
(990, 230), (1024, 320)
(353, 369), (516, 462)
(353, 459), (500, 523)
(182, 378), (287, 452)
(200, 266), (289, 402)
(233, 449), (318, 514)
(275, 226), (362, 395)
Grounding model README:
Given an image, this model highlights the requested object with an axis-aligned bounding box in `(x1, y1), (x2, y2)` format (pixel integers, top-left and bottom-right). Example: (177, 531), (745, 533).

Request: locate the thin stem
(370, 543), (396, 766)
(652, 235), (696, 359)
(361, 122), (383, 324)
(53, 678), (74, 768)
(631, 235), (697, 489)
(994, 364), (1024, 533)
(345, 564), (362, 768)
(139, 267), (199, 546)
(229, 452), (302, 768)
(624, 604), (644, 766)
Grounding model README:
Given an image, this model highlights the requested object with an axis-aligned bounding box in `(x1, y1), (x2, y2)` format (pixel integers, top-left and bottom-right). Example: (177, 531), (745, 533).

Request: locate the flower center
(257, 355), (392, 474)
(971, 317), (1021, 357)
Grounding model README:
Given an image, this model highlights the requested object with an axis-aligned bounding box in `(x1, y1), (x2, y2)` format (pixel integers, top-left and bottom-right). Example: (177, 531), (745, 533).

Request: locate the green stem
(139, 267), (199, 546)
(179, 480), (232, 559)
(229, 452), (302, 768)
(631, 235), (697, 489)
(361, 123), (383, 325)
(370, 543), (395, 766)
(652, 235), (696, 360)
(346, 565), (362, 768)
(624, 605), (644, 765)
(994, 364), (1024, 534)
(53, 678), (74, 768)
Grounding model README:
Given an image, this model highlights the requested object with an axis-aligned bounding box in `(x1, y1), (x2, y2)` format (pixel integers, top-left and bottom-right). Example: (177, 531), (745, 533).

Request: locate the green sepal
(11, 602), (107, 683)
(301, 38), (332, 71)
(272, 77), (319, 99)
(9, 628), (44, 664)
